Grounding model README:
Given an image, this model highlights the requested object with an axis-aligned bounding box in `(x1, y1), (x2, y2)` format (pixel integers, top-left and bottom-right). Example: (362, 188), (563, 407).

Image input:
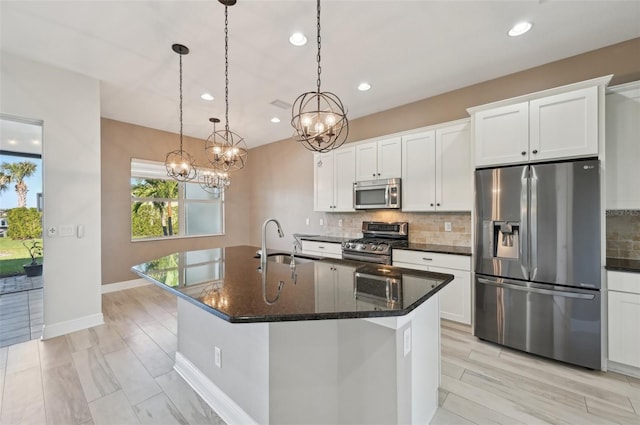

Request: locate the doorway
(0, 115), (44, 347)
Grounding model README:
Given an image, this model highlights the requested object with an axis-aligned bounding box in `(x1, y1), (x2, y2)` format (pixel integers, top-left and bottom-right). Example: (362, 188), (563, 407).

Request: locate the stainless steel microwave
(353, 178), (401, 210)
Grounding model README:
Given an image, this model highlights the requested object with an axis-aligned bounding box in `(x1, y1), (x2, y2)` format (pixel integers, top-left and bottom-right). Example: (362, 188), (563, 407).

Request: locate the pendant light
(200, 117), (230, 198)
(291, 0), (348, 153)
(165, 43), (197, 182)
(205, 0), (248, 172)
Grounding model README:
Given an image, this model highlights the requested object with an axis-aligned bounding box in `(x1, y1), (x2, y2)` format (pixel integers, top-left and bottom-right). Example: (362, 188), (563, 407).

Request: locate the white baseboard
(101, 278), (151, 294)
(174, 352), (258, 425)
(41, 313), (104, 340)
(607, 360), (640, 379)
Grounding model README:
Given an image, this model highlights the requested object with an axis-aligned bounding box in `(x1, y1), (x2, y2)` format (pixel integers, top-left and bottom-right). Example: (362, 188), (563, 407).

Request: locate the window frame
(130, 158), (225, 242)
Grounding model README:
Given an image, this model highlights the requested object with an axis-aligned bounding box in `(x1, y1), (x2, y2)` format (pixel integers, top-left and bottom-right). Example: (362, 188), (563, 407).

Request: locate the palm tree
(131, 179), (179, 236)
(0, 171), (9, 194)
(1, 161), (38, 207)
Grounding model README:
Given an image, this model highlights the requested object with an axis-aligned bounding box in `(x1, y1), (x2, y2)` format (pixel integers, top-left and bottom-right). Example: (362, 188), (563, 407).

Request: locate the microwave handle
(385, 185), (390, 205)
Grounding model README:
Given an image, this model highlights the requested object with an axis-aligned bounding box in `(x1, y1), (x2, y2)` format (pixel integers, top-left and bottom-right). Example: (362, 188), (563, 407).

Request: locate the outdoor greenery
(6, 207), (42, 239)
(131, 178), (179, 238)
(1, 161), (38, 207)
(0, 237), (43, 277)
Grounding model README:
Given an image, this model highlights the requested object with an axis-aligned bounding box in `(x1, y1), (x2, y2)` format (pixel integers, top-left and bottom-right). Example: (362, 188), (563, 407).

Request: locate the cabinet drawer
(301, 240), (342, 258)
(393, 250), (470, 271)
(608, 271), (640, 295)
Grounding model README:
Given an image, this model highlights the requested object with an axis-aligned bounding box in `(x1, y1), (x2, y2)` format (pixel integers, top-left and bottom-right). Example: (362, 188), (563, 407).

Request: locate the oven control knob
(377, 245), (386, 251)
(357, 243), (365, 250)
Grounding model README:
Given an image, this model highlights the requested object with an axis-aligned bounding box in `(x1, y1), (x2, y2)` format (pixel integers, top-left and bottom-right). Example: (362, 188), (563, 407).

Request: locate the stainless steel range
(341, 221), (408, 265)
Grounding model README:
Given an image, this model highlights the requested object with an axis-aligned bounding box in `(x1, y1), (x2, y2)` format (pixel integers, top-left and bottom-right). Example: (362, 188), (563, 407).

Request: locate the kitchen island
(132, 245), (454, 425)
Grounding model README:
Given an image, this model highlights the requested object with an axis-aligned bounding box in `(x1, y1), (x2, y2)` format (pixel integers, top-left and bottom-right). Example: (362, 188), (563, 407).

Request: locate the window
(130, 159), (224, 240)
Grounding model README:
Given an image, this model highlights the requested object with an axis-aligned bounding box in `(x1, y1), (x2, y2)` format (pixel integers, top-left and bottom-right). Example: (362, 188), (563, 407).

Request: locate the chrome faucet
(259, 218), (284, 267)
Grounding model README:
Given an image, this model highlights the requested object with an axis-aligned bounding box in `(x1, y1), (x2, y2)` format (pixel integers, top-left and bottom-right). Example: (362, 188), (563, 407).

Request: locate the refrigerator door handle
(477, 277), (595, 300)
(530, 167), (538, 281)
(519, 167), (529, 279)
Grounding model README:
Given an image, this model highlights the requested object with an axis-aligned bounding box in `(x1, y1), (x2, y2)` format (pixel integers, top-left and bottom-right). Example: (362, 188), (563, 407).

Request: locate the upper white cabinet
(313, 146), (356, 212)
(470, 76), (611, 167)
(402, 121), (471, 211)
(606, 81), (640, 210)
(355, 137), (401, 181)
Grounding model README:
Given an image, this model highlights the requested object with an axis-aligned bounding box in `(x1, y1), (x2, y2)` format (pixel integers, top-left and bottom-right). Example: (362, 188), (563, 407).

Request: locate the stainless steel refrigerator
(474, 159), (601, 369)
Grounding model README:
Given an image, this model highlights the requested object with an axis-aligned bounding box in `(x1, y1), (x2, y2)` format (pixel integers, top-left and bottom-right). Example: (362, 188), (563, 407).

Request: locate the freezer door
(474, 165), (529, 280)
(474, 275), (601, 369)
(530, 160), (601, 289)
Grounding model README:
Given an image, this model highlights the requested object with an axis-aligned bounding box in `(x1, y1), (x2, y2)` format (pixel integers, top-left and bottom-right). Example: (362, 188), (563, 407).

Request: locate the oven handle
(477, 277), (595, 300)
(343, 252), (390, 264)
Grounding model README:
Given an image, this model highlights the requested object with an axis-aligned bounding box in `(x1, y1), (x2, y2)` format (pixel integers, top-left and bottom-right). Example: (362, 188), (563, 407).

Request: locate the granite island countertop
(132, 245), (454, 323)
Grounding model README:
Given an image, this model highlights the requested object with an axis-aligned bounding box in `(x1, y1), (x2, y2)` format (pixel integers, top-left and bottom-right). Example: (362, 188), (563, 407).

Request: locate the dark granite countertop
(606, 257), (640, 273)
(132, 245), (454, 324)
(299, 235), (351, 244)
(402, 243), (472, 256)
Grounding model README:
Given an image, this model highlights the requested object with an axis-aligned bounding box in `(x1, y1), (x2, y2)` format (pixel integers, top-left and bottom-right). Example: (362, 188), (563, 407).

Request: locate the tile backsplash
(322, 211), (472, 247)
(606, 210), (640, 260)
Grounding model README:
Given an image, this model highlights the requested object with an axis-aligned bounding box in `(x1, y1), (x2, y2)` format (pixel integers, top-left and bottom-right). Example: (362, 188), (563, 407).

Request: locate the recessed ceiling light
(8, 140), (17, 145)
(358, 82), (371, 91)
(508, 21), (532, 37)
(32, 140), (40, 145)
(289, 32), (307, 47)
(271, 117), (281, 123)
(201, 93), (214, 101)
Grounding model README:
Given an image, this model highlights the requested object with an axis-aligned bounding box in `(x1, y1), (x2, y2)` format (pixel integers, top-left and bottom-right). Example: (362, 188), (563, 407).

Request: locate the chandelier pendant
(200, 118), (231, 197)
(291, 0), (349, 153)
(205, 1), (248, 173)
(166, 43), (197, 182)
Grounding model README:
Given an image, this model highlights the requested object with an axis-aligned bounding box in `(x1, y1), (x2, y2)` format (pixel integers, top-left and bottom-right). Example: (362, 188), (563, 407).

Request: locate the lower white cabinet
(314, 262), (354, 311)
(300, 240), (342, 259)
(393, 250), (471, 324)
(608, 271), (640, 369)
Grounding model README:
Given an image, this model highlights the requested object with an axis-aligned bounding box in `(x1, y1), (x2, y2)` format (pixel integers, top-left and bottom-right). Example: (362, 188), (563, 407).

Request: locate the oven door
(342, 250), (390, 265)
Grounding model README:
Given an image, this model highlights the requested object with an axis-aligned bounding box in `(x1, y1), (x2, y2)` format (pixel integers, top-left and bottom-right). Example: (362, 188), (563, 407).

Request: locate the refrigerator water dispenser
(493, 221), (519, 259)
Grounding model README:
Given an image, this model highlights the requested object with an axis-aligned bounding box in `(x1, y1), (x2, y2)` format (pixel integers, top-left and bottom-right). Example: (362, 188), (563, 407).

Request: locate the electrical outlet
(444, 222), (452, 232)
(305, 217), (310, 226)
(214, 346), (221, 368)
(319, 218), (324, 226)
(404, 328), (411, 356)
(338, 219), (343, 227)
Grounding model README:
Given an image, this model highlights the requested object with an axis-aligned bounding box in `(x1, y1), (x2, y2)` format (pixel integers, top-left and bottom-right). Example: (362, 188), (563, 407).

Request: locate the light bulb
(325, 114), (335, 126)
(314, 122), (325, 133)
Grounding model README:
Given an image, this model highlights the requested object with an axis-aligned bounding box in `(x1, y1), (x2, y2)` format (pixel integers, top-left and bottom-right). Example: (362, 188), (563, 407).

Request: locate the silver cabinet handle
(422, 257), (433, 261)
(477, 277), (595, 300)
(318, 246), (325, 249)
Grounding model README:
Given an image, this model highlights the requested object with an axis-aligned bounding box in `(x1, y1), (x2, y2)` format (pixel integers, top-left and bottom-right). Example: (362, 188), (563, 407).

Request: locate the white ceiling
(1, 0), (639, 150)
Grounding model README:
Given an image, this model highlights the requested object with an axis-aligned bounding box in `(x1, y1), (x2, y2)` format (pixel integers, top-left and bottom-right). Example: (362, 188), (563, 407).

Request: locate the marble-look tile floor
(0, 283), (638, 424)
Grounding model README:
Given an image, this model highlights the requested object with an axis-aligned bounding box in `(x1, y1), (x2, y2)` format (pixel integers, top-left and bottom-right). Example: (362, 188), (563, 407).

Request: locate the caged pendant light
(200, 117), (231, 197)
(165, 43), (198, 182)
(291, 0), (348, 153)
(205, 0), (248, 173)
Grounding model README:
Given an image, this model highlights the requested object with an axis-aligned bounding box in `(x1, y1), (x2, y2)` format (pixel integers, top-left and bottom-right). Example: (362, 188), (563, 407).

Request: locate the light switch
(444, 222), (452, 232)
(60, 225), (75, 237)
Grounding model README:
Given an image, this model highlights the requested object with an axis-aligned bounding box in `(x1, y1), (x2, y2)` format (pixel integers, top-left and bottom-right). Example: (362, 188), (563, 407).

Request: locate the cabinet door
(377, 137), (402, 179)
(314, 152), (334, 211)
(430, 266), (471, 325)
(530, 86), (598, 162)
(401, 131), (436, 211)
(436, 122), (471, 211)
(474, 102), (529, 167)
(333, 146), (356, 211)
(314, 262), (336, 312)
(335, 264), (356, 310)
(606, 83), (640, 209)
(355, 141), (378, 181)
(608, 291), (640, 368)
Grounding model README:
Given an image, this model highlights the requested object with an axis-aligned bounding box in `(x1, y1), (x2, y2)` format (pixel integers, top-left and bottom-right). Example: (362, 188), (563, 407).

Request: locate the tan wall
(103, 38), (640, 281)
(248, 38), (640, 252)
(101, 119), (251, 284)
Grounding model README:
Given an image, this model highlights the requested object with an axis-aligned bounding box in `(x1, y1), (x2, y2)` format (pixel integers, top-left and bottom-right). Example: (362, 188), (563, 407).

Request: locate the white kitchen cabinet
(606, 81), (640, 210)
(471, 78), (609, 167)
(608, 271), (640, 370)
(313, 145), (355, 212)
(473, 102), (529, 167)
(402, 121), (471, 212)
(393, 250), (471, 324)
(355, 137), (401, 181)
(301, 240), (342, 259)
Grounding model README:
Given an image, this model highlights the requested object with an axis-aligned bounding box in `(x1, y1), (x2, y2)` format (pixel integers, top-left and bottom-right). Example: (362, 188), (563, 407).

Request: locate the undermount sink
(254, 253), (316, 265)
